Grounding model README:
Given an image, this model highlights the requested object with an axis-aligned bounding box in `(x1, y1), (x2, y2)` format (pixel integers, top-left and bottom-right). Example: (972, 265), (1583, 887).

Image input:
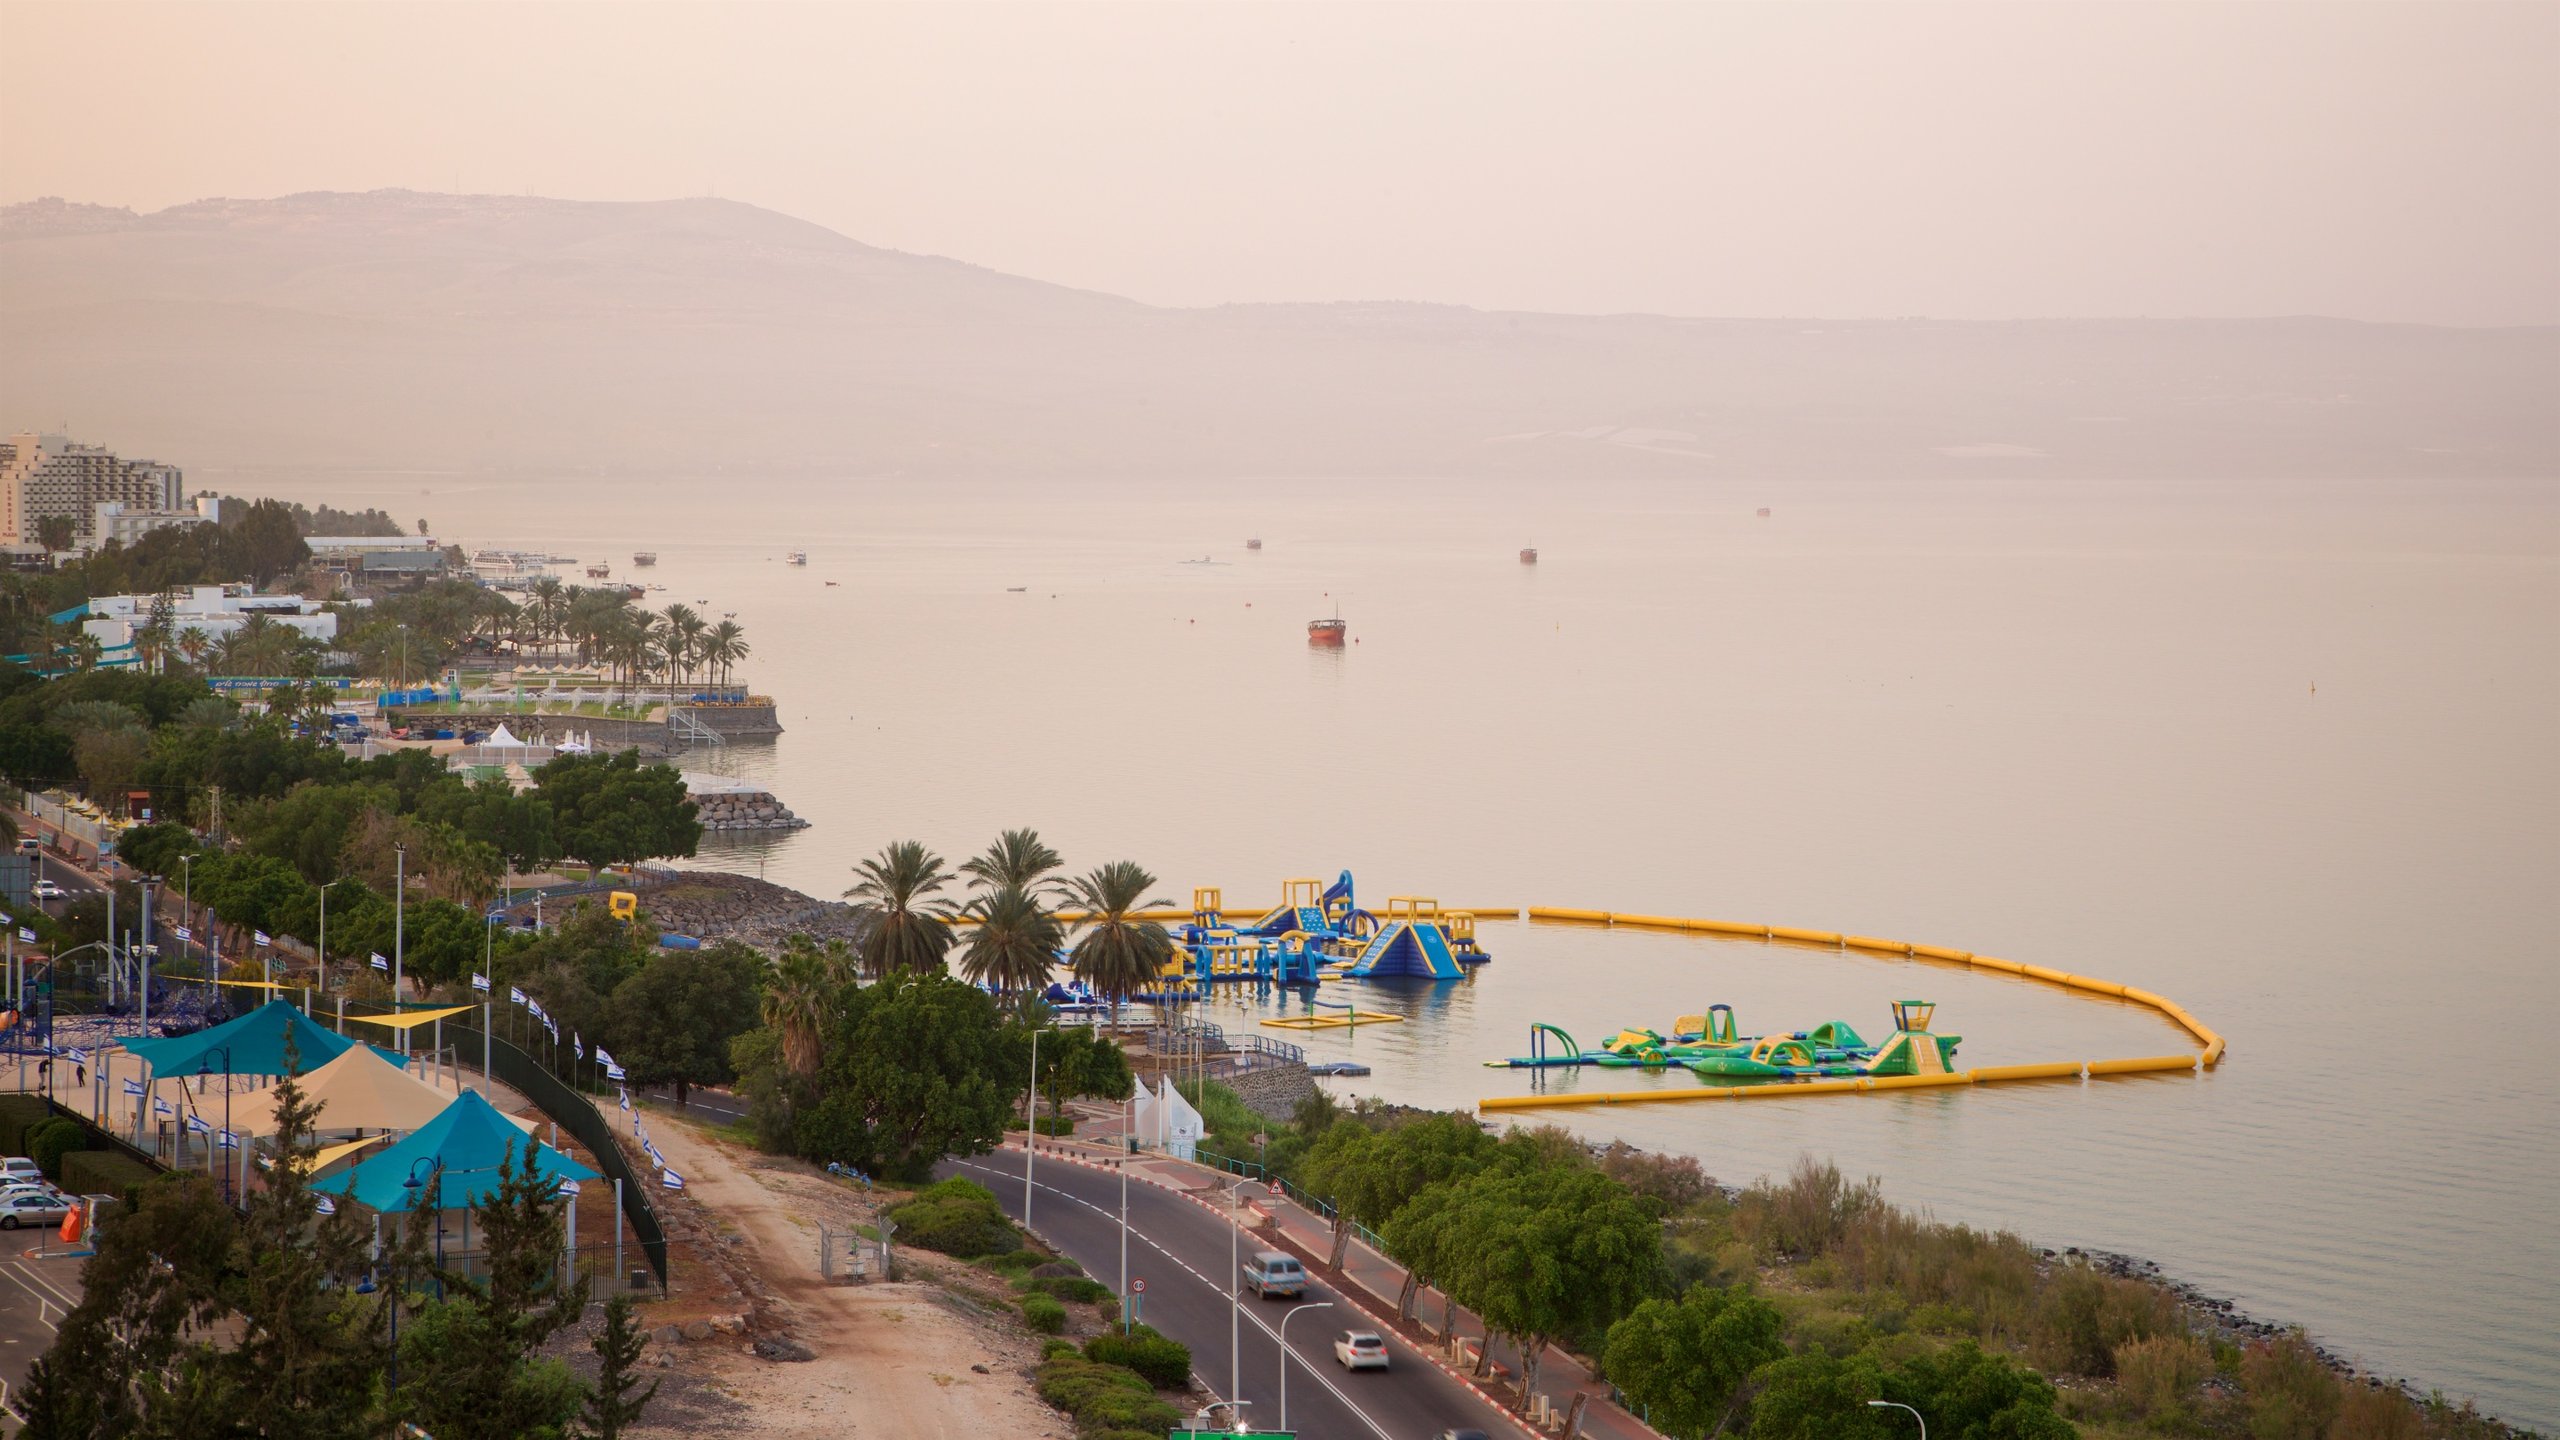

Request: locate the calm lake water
(235, 470), (2559, 1427)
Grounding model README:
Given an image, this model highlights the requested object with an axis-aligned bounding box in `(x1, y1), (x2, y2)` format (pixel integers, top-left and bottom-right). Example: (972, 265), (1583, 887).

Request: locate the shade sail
(122, 1000), (397, 1077)
(232, 1046), (538, 1138)
(307, 1134), (386, 1171)
(340, 1005), (479, 1032)
(314, 1089), (598, 1212)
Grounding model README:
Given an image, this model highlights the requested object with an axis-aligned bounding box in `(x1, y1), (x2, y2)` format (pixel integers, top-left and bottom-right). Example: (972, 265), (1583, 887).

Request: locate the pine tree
(581, 1295), (659, 1439)
(396, 1141), (594, 1440)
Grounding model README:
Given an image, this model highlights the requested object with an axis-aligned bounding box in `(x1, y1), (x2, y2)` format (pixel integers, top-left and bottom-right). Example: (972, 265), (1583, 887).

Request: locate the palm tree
(1066, 861), (1174, 1018)
(961, 829), (1065, 897)
(528, 576), (567, 651)
(842, 841), (958, 979)
(958, 884), (1065, 1001)
(174, 625), (213, 670)
(762, 950), (832, 1078)
(704, 619), (748, 687)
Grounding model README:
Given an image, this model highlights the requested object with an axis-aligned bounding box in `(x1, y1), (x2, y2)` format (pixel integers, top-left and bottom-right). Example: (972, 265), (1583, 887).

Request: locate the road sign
(1132, 1277), (1145, 1293)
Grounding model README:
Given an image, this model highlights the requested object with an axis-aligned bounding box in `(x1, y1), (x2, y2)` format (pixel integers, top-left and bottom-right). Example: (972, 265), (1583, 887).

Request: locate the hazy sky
(3, 1), (2553, 325)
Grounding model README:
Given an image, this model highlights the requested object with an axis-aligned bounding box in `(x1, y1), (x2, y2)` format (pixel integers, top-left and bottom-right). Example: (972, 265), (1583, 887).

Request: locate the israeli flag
(545, 1019), (559, 1042)
(185, 1114), (211, 1135)
(315, 1194), (336, 1216)
(557, 1178), (581, 1197)
(595, 1045), (616, 1068)
(253, 930), (272, 948)
(121, 1078), (145, 1097)
(217, 1130), (239, 1150)
(155, 1098), (174, 1119)
(617, 1087), (631, 1112)
(660, 1169), (685, 1191)
(64, 1048), (88, 1064)
(174, 925), (193, 941)
(573, 1034), (585, 1061)
(508, 986), (528, 1006)
(17, 928), (34, 944)
(369, 952), (389, 972)
(603, 1060), (626, 1082)
(471, 972), (491, 993)
(644, 1141), (664, 1167)
(0, 912), (11, 926)
(527, 998), (546, 1020)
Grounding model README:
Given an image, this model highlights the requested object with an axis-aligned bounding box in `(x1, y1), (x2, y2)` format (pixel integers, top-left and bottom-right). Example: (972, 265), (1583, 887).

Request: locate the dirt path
(627, 1109), (1066, 1440)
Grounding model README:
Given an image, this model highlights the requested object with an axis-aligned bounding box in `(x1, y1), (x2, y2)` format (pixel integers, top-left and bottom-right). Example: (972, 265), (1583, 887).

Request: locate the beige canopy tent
(231, 1045), (539, 1138)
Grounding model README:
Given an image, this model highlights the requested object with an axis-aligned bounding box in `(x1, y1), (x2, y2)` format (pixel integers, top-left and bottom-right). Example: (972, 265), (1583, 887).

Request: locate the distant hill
(4, 190), (2552, 482)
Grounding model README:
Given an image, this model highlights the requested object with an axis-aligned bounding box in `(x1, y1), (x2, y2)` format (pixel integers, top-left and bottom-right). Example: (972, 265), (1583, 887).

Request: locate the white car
(0, 1158), (45, 1186)
(1333, 1331), (1390, 1371)
(0, 1192), (72, 1229)
(31, 881), (66, 901)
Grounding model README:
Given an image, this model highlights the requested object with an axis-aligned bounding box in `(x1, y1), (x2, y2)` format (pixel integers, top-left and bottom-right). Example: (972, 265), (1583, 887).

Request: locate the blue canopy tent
(122, 999), (401, 1076)
(314, 1089), (598, 1213)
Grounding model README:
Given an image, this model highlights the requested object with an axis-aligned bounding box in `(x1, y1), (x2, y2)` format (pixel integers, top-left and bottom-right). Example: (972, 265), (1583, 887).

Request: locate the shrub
(1032, 1114), (1077, 1136)
(1021, 1294), (1068, 1334)
(2334, 1385), (2424, 1440)
(1035, 1353), (1183, 1437)
(978, 1249), (1047, 1274)
(59, 1150), (157, 1205)
(1041, 1339), (1082, 1361)
(0, 1095), (53, 1155)
(885, 1177), (1019, 1258)
(2241, 1332), (2342, 1440)
(1597, 1141), (1716, 1211)
(2115, 1333), (2212, 1420)
(27, 1118), (89, 1182)
(1084, 1325), (1192, 1389)
(1021, 1274), (1113, 1305)
(2030, 1266), (2175, 1377)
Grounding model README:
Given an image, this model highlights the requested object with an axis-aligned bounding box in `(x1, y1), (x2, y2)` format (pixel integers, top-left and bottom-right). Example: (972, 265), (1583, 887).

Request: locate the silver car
(0, 1191), (72, 1229)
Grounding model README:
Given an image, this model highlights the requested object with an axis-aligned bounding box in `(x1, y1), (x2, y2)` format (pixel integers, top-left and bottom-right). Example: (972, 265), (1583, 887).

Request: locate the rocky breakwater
(638, 871), (867, 952)
(681, 773), (810, 833)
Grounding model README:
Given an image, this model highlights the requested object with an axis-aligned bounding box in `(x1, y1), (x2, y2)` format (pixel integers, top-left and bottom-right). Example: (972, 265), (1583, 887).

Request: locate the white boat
(785, 550), (808, 566)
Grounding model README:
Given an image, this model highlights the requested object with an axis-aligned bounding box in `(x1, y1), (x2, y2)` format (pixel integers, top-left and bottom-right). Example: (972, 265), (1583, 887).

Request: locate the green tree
(580, 1294), (659, 1439)
(760, 937), (839, 1079)
(961, 828), (1065, 895)
(606, 941), (765, 1105)
(1885, 1343), (2077, 1440)
(843, 840), (957, 978)
(1064, 861), (1172, 1013)
(394, 1141), (595, 1440)
(535, 750), (702, 871)
(1299, 1110), (1497, 1273)
(1603, 1285), (1786, 1438)
(1031, 1018), (1134, 1125)
(795, 970), (1022, 1179)
(1747, 1352), (1891, 1440)
(220, 499), (311, 587)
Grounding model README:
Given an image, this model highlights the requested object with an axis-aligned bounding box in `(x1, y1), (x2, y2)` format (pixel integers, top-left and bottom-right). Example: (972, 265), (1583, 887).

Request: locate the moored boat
(1519, 546), (1538, 564)
(633, 552), (657, 566)
(1308, 617), (1347, 646)
(785, 550), (808, 566)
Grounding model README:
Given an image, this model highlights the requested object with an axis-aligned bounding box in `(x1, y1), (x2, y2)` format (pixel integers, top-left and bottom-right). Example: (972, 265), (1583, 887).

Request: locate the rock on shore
(640, 870), (867, 952)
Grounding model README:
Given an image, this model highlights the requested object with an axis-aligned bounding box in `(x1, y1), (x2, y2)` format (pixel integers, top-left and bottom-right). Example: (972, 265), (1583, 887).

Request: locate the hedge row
(61, 1150), (158, 1207)
(0, 1094), (54, 1156)
(1033, 1348), (1183, 1438)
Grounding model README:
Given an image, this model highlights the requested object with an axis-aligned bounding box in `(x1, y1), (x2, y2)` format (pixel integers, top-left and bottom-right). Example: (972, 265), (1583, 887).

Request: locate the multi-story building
(91, 500), (211, 550)
(79, 584), (347, 648)
(2, 432), (187, 549)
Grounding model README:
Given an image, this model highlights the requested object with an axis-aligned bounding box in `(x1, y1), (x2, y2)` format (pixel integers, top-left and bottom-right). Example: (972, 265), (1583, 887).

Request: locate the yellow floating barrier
(1969, 1061), (2085, 1083)
(1968, 955), (2028, 975)
(2058, 973), (2127, 997)
(1607, 913), (1692, 931)
(1865, 1072), (1974, 1091)
(1691, 918), (1771, 938)
(1843, 935), (1912, 955)
(1910, 943), (1974, 963)
(1262, 1011), (1405, 1031)
(1766, 925), (1843, 946)
(1527, 906), (1612, 924)
(1738, 1077), (1863, 1098)
(2087, 1054), (2201, 1076)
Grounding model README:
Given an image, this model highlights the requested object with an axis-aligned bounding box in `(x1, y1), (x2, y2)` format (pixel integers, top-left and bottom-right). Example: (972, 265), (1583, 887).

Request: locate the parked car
(1240, 1250), (1306, 1299)
(0, 1182), (60, 1206)
(32, 880), (66, 900)
(0, 1191), (71, 1229)
(1436, 1431), (1491, 1440)
(1333, 1331), (1389, 1371)
(0, 1158), (46, 1186)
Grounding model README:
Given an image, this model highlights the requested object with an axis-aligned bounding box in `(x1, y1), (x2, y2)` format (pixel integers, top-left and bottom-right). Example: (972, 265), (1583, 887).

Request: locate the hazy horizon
(3, 1), (2554, 326)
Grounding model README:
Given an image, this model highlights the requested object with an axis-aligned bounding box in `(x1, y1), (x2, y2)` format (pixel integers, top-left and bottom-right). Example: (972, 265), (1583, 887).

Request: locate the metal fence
(441, 1017), (671, 1293)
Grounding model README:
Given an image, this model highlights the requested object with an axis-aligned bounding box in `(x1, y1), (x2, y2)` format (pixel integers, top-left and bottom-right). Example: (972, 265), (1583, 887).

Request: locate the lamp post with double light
(1278, 1299), (1334, 1431)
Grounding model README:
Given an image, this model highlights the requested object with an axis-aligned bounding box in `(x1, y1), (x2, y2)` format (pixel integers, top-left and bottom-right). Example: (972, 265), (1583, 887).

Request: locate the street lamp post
(316, 876), (350, 994)
(1225, 1176), (1256, 1408)
(1871, 1400), (1927, 1440)
(1024, 1023), (1040, 1231)
(1120, 1086), (1132, 1332)
(178, 853), (195, 986)
(198, 1044), (234, 1203)
(1277, 1299), (1334, 1432)
(392, 847), (406, 1047)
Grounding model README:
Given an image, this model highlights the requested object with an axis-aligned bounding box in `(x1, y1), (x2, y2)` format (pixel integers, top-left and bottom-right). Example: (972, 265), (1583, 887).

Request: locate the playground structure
(1156, 873), (1491, 995)
(1495, 1003), (1885, 1071)
(1478, 908), (2227, 1112)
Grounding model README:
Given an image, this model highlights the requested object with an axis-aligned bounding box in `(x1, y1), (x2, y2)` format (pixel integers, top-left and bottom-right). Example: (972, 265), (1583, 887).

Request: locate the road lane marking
(955, 1159), (1402, 1440)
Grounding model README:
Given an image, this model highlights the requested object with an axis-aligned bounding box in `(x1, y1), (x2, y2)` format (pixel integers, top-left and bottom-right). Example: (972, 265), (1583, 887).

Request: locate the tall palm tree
(843, 841), (958, 979)
(961, 828), (1065, 897)
(958, 884), (1065, 1001)
(527, 576), (566, 651)
(1066, 861), (1174, 1017)
(175, 625), (213, 670)
(704, 619), (748, 687)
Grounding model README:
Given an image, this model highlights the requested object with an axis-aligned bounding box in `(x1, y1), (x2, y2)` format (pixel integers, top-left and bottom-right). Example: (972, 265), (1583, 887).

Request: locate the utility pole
(393, 846), (406, 1053)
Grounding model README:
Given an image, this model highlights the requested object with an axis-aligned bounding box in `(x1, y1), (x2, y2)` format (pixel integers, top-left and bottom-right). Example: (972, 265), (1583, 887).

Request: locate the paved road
(941, 1151), (1511, 1440)
(0, 1250), (81, 1424)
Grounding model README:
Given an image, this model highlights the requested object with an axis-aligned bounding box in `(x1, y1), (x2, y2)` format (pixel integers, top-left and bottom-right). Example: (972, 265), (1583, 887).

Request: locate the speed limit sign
(1132, 1277), (1146, 1294)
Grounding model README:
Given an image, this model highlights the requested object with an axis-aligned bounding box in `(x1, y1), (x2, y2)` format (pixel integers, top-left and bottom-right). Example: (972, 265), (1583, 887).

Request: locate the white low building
(89, 500), (211, 551)
(80, 584), (346, 647)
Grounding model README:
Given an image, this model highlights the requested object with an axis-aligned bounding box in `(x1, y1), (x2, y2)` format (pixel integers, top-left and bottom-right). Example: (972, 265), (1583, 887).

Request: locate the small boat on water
(1307, 1061), (1369, 1077)
(785, 550), (808, 566)
(586, 563), (610, 579)
(1006, 586), (1028, 592)
(1519, 547), (1538, 564)
(1308, 616), (1347, 647)
(824, 580), (841, 587)
(1247, 538), (1263, 550)
(633, 552), (658, 567)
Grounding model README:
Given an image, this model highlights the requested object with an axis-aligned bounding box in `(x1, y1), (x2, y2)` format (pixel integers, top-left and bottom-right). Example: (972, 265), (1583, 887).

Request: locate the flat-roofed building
(2, 432), (185, 547)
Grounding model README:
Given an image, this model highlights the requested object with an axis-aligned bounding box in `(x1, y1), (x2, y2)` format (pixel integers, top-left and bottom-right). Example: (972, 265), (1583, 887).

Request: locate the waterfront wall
(1224, 1060), (1317, 1121)
(671, 702), (782, 737)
